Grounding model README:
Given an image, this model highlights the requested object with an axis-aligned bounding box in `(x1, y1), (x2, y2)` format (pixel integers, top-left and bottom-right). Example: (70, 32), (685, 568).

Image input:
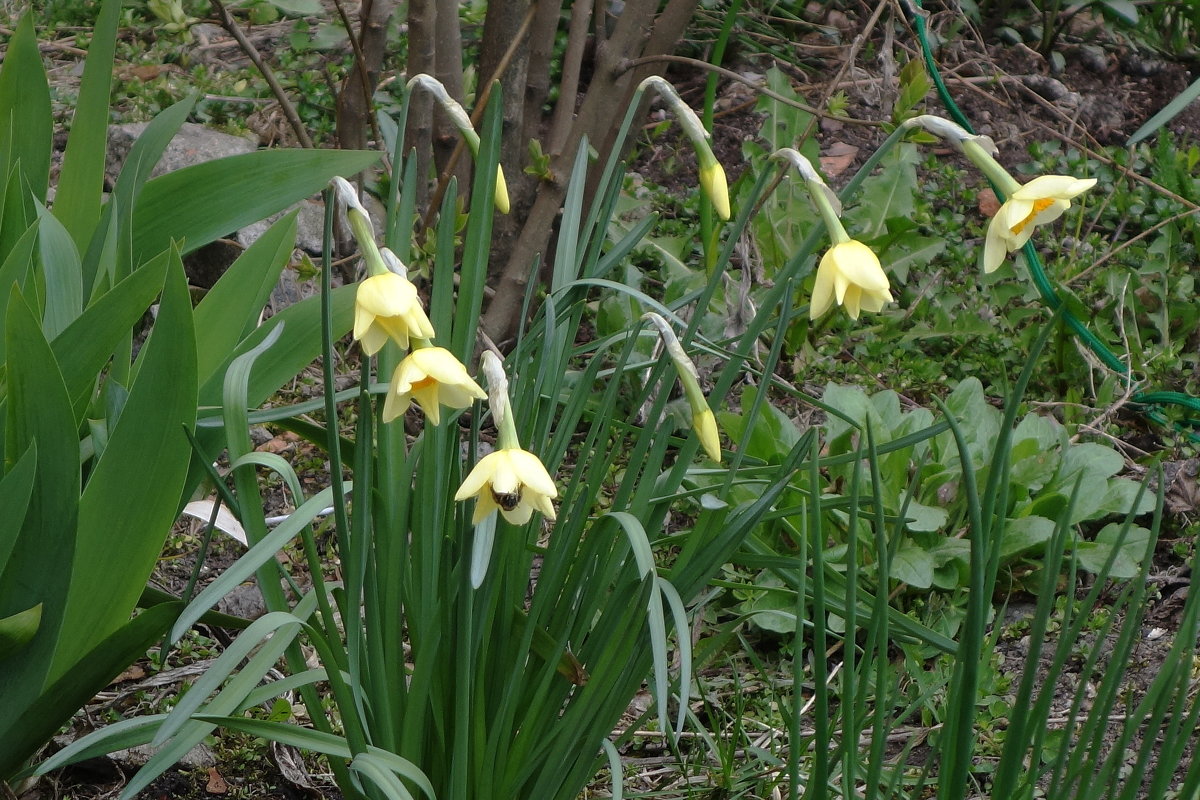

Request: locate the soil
(11, 0), (1200, 797)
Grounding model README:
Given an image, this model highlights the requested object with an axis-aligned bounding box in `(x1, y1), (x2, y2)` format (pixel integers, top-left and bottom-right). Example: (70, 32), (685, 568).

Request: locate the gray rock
(111, 741), (216, 769)
(106, 121), (258, 184)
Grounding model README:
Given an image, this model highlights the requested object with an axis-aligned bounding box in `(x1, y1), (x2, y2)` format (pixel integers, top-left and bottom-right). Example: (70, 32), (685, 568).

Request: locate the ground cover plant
(3, 0), (1200, 798)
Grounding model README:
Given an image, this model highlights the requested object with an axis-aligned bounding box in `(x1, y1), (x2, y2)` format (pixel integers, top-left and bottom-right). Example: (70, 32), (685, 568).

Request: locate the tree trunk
(480, 0), (699, 345)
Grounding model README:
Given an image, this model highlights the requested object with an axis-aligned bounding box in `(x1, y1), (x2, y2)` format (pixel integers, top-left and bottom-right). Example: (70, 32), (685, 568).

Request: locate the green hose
(900, 0), (1200, 442)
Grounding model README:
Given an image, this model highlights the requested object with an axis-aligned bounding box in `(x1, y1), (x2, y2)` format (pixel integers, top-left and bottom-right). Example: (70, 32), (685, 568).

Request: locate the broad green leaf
(0, 220), (37, 363)
(0, 288), (79, 703)
(902, 499), (947, 533)
(1100, 0), (1138, 25)
(0, 602), (181, 780)
(36, 204), (84, 339)
(1073, 524), (1151, 578)
(0, 14), (51, 205)
(1098, 478), (1155, 517)
(53, 252), (170, 416)
(0, 443), (36, 577)
(844, 143), (918, 240)
(86, 94), (197, 293)
(0, 162), (37, 267)
(194, 211), (296, 383)
(131, 149), (380, 264)
(892, 541), (935, 588)
(266, 0), (323, 12)
(50, 257), (196, 680)
(1000, 515), (1055, 559)
(0, 603), (40, 663)
(724, 383), (801, 463)
(52, 0), (121, 249)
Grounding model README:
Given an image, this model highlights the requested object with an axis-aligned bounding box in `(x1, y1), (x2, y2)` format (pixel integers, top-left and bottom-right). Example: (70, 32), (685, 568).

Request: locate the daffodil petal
(456, 452), (503, 500)
(506, 449), (558, 498)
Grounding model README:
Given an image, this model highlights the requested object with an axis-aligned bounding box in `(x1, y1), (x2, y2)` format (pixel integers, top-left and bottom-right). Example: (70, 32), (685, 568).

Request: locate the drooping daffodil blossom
(455, 447), (558, 525)
(902, 116), (1097, 273)
(809, 240), (893, 321)
(642, 312), (722, 462)
(981, 175), (1097, 273)
(772, 148), (893, 320)
(407, 74), (511, 214)
(454, 351), (557, 525)
(383, 345), (487, 424)
(352, 269), (436, 356)
(638, 76), (731, 221)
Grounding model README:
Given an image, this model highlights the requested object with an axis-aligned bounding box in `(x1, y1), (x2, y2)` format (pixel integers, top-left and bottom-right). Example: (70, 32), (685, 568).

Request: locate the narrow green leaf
(49, 256), (197, 681)
(196, 285), (355, 408)
(1128, 74), (1200, 145)
(52, 0), (122, 249)
(0, 442), (36, 577)
(131, 149), (380, 263)
(0, 14), (51, 204)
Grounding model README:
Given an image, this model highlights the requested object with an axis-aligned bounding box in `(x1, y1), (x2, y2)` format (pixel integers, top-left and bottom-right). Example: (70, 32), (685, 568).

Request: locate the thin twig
(618, 54), (883, 127)
(208, 0), (314, 148)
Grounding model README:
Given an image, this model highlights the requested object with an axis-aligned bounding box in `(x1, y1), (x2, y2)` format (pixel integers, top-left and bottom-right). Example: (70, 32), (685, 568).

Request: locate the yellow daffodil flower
(382, 346), (486, 425)
(455, 448), (558, 525)
(809, 240), (893, 321)
(353, 272), (436, 356)
(983, 175), (1097, 272)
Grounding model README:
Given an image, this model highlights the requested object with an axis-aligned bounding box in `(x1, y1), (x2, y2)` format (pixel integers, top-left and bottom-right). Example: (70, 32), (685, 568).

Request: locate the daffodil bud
(638, 76), (731, 220)
(642, 312), (722, 462)
(407, 74), (511, 214)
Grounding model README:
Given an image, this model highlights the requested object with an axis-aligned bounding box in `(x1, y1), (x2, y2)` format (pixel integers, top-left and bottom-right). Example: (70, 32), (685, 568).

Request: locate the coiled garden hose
(900, 0), (1200, 443)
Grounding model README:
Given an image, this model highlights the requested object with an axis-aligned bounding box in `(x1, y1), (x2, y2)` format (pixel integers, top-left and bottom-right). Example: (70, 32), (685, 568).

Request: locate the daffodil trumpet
(642, 312), (722, 462)
(406, 74), (511, 214)
(905, 114), (1098, 273)
(454, 351), (558, 525)
(637, 76), (731, 221)
(780, 152), (893, 321)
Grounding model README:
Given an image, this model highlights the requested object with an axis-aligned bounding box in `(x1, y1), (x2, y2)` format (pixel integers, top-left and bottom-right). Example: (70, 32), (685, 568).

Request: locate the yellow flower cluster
(336, 177), (555, 527)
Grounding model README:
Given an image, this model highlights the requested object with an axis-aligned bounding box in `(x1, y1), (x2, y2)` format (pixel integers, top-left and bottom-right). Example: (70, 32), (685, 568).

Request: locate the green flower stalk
(905, 114), (1097, 272)
(774, 149), (892, 321)
(407, 74), (510, 214)
(642, 312), (721, 462)
(638, 76), (731, 221)
(454, 351), (557, 525)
